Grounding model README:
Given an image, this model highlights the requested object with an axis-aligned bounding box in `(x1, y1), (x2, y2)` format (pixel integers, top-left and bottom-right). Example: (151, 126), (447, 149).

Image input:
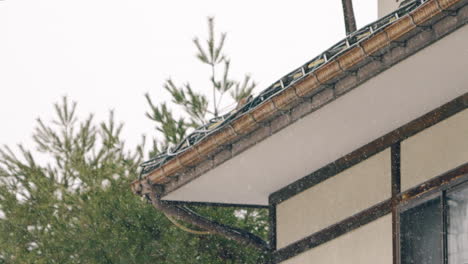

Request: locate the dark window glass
(400, 197), (443, 264)
(448, 185), (468, 263)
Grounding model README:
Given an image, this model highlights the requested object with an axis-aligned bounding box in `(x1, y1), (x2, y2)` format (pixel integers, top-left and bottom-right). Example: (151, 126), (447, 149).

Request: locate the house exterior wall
(401, 109), (468, 191)
(272, 95), (468, 262)
(276, 149), (391, 248)
(271, 9), (468, 261)
(281, 215), (392, 264)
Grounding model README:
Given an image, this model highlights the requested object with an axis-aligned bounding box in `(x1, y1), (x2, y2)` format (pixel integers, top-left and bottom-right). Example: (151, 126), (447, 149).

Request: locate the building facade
(133, 0), (468, 262)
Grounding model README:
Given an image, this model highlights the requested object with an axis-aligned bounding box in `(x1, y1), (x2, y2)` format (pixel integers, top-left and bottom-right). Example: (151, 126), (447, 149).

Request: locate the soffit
(163, 24), (468, 205)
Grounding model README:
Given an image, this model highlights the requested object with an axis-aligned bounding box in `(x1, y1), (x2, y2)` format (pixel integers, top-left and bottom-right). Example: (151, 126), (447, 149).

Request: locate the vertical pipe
(342, 0), (357, 35)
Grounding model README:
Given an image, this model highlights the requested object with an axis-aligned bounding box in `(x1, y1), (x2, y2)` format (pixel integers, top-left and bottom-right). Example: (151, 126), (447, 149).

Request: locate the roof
(132, 0), (468, 201)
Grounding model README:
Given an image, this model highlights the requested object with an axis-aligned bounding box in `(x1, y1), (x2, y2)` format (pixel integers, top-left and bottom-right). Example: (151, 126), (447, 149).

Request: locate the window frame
(397, 174), (468, 264)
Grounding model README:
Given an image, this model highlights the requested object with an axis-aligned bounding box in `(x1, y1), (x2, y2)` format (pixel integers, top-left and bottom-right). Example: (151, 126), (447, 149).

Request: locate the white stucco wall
(281, 215), (392, 264)
(276, 149), (391, 248)
(401, 109), (468, 191)
(379, 0), (400, 18)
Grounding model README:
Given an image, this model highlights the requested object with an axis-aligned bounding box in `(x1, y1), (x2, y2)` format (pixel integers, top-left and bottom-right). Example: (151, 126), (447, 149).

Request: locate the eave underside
(162, 4), (468, 205)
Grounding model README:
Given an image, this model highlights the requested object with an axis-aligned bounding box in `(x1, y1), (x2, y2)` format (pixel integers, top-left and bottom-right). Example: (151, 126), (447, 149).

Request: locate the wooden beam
(147, 189), (270, 251)
(391, 143), (401, 264)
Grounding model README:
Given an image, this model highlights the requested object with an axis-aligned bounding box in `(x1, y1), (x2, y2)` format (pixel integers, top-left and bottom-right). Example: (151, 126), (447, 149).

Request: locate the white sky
(0, 0), (376, 152)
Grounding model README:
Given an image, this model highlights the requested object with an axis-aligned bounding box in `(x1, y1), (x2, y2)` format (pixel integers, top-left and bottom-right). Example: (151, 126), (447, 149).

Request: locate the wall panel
(401, 109), (468, 191)
(276, 149), (391, 248)
(379, 0), (400, 18)
(281, 215), (392, 264)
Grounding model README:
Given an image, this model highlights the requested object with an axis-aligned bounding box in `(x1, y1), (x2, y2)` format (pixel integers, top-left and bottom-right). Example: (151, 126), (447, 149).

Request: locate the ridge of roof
(132, 0), (465, 195)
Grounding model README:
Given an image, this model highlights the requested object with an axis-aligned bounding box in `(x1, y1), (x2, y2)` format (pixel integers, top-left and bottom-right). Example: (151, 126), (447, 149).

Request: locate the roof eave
(132, 0), (467, 197)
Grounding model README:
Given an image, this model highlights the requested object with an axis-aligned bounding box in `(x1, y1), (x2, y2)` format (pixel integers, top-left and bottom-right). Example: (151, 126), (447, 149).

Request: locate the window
(400, 197), (443, 263)
(447, 184), (468, 263)
(400, 182), (468, 264)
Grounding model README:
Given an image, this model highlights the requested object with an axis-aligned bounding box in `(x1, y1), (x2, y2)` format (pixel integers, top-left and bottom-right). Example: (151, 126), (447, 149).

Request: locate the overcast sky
(0, 0), (377, 154)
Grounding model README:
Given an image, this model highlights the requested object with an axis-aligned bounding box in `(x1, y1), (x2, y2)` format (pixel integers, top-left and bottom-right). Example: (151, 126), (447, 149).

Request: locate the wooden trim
(399, 162), (468, 203)
(391, 143), (401, 197)
(269, 204), (277, 252)
(272, 199), (392, 263)
(391, 143), (401, 264)
(269, 93), (468, 205)
(442, 190), (448, 264)
(162, 200), (268, 209)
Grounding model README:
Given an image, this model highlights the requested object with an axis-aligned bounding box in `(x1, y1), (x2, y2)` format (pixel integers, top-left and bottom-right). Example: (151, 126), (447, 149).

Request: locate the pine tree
(146, 17), (256, 148)
(144, 16), (269, 263)
(0, 18), (268, 263)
